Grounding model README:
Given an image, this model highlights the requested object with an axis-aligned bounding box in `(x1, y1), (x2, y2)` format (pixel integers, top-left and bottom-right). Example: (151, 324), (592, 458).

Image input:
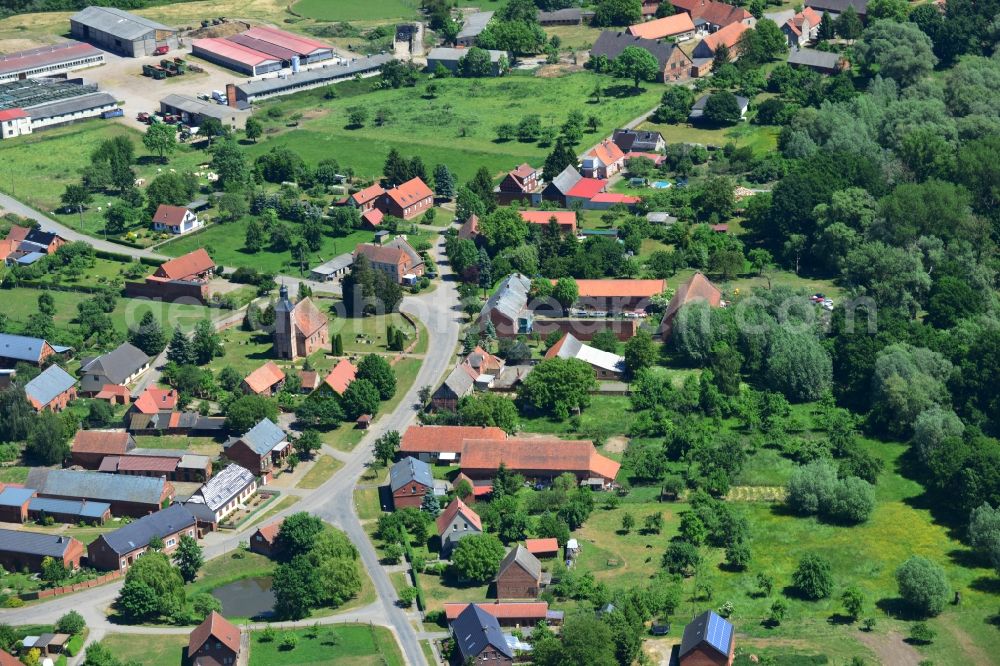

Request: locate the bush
(793, 554), (833, 600)
(896, 556), (949, 617)
(56, 610), (86, 635)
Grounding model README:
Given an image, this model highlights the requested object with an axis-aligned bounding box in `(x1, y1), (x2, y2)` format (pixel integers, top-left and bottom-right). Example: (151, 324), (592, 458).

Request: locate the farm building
(26, 468), (174, 518)
(70, 6), (178, 57)
(193, 26), (333, 75)
(191, 38), (281, 76)
(233, 54), (392, 102)
(0, 41), (104, 84)
(426, 47), (507, 76)
(456, 11), (495, 46)
(159, 93), (250, 130)
(0, 78), (117, 139)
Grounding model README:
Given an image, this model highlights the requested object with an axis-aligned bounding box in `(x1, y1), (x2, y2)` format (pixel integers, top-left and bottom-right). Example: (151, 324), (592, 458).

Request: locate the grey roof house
(804, 0), (867, 15)
(591, 31), (693, 82)
(426, 47), (507, 76)
(223, 417), (289, 478)
(689, 93), (750, 122)
(452, 604), (515, 664)
(79, 342), (150, 394)
(390, 456), (434, 508)
(787, 47), (847, 73)
(87, 503), (197, 571)
(187, 464), (257, 523)
(24, 364), (77, 412)
(0, 528), (84, 572)
(479, 273), (534, 337)
(541, 165), (583, 201)
(612, 129), (666, 153)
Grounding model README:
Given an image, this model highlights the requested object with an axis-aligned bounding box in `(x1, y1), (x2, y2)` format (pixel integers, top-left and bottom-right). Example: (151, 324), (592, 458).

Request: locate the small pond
(211, 576), (275, 619)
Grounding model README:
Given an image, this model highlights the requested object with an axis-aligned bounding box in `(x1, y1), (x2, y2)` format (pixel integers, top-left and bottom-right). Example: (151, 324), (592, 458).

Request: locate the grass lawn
(293, 0), (418, 20)
(519, 394), (632, 440)
(570, 438), (1000, 663)
(187, 550), (274, 598)
(249, 624), (404, 666)
(0, 288), (222, 341)
(380, 357), (422, 413)
(355, 486), (383, 521)
(0, 122), (210, 242)
(133, 435), (222, 456)
(211, 327), (276, 376)
(419, 570), (491, 614)
(160, 221), (370, 274)
(326, 310), (419, 355)
(542, 23), (605, 50)
(322, 421), (366, 452)
(99, 633), (187, 666)
(297, 454), (343, 489)
(0, 466), (29, 483)
(248, 72), (662, 181)
(639, 120), (780, 155)
(246, 494), (300, 529)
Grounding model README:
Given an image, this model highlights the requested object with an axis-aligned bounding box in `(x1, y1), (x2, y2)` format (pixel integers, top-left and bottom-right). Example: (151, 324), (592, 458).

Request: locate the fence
(22, 570), (122, 600)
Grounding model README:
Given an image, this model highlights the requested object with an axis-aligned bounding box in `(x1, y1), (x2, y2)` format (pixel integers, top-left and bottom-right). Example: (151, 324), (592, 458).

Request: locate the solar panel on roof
(705, 612), (733, 656)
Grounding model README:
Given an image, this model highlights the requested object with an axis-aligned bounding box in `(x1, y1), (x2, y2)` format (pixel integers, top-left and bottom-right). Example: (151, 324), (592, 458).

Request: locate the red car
(153, 45), (169, 56)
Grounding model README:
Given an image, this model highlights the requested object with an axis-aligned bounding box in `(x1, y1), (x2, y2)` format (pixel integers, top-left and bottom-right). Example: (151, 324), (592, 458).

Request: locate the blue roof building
(0, 333), (70, 366)
(24, 364), (77, 411)
(26, 468), (171, 517)
(28, 497), (111, 523)
(0, 486), (36, 522)
(679, 610), (735, 666)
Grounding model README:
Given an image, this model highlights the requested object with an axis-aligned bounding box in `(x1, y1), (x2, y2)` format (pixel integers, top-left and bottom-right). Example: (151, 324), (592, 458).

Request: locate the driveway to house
(0, 223), (462, 666)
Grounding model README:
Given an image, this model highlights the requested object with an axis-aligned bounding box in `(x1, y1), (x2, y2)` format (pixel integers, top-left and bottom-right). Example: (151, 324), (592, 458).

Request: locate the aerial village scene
(0, 0), (997, 664)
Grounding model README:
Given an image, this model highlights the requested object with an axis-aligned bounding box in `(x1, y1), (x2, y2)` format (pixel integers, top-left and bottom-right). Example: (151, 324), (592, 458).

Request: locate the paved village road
(0, 194), (463, 665)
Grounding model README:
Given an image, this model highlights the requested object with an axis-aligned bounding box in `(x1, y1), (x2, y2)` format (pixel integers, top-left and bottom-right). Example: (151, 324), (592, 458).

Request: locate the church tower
(273, 284), (296, 359)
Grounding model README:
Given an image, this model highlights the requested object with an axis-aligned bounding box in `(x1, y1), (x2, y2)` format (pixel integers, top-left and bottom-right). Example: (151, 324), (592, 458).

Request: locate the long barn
(70, 6), (178, 57)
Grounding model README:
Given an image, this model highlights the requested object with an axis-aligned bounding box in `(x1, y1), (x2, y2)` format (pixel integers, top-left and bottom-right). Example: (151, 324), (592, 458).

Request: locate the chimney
(226, 83), (237, 108)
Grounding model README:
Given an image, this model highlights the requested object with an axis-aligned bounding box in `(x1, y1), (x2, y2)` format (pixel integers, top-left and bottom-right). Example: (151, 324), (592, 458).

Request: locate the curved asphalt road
(0, 192), (463, 665)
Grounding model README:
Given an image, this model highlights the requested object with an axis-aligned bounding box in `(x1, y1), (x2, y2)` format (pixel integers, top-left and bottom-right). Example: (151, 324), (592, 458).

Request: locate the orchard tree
(244, 116), (263, 143)
(60, 184), (92, 226)
(624, 330), (657, 376)
(143, 122), (177, 162)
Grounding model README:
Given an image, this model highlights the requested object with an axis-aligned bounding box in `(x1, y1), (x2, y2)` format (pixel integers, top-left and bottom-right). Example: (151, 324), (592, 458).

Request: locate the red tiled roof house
(381, 177), (434, 220)
(189, 611), (241, 666)
(241, 361), (285, 396)
(152, 204), (202, 235)
(582, 139), (626, 179)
